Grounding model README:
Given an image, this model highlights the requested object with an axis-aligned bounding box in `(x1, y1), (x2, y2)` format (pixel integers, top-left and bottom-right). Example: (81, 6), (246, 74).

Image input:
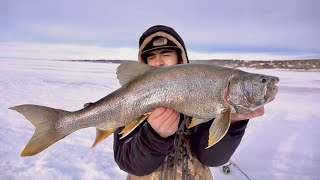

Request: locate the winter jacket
(114, 117), (248, 179)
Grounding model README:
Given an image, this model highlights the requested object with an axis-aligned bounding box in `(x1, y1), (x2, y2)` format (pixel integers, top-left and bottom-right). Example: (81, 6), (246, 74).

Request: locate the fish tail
(9, 104), (71, 156)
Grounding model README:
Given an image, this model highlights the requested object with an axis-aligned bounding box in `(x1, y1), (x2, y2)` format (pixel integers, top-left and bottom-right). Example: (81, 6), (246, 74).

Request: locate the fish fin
(119, 113), (151, 139)
(187, 117), (210, 129)
(185, 116), (192, 128)
(206, 109), (231, 149)
(91, 128), (116, 148)
(9, 104), (71, 156)
(116, 61), (154, 86)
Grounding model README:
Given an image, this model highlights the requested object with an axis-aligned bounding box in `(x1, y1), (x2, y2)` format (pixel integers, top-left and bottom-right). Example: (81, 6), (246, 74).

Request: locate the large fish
(9, 61), (279, 156)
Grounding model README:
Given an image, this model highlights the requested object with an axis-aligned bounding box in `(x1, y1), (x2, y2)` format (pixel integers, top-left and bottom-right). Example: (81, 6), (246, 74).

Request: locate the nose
(154, 55), (165, 67)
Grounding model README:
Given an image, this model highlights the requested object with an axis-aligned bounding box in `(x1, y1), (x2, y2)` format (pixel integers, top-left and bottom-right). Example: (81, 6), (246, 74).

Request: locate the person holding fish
(10, 25), (278, 180)
(113, 25), (269, 180)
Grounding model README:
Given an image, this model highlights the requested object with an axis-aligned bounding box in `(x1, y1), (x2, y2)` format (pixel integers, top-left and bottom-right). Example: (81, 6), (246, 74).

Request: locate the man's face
(145, 49), (179, 67)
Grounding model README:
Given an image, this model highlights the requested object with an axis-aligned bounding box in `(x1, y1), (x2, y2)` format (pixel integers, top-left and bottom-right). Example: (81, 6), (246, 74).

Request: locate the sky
(1, 0), (320, 60)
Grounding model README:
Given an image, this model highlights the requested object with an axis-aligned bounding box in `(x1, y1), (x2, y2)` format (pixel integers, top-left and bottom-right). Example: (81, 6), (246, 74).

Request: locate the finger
(250, 107), (264, 117)
(155, 108), (175, 121)
(161, 111), (179, 129)
(257, 107), (265, 115)
(158, 111), (180, 135)
(167, 113), (180, 134)
(230, 113), (246, 121)
(157, 109), (177, 128)
(171, 113), (180, 128)
(147, 108), (175, 129)
(231, 107), (265, 121)
(148, 107), (167, 120)
(269, 97), (275, 102)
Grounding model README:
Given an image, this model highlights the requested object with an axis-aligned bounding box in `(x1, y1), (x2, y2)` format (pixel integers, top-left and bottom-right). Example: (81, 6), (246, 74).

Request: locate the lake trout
(9, 61), (279, 156)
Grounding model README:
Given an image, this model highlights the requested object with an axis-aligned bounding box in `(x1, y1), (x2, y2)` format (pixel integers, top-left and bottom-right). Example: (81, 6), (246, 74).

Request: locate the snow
(1, 59), (319, 180)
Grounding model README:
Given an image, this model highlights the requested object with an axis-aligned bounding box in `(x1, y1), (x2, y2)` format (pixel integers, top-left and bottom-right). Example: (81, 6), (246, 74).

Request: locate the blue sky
(2, 0), (320, 60)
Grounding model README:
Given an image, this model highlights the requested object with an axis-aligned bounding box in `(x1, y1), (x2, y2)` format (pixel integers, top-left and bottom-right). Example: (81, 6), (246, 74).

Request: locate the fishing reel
(222, 160), (251, 180)
(222, 161), (232, 174)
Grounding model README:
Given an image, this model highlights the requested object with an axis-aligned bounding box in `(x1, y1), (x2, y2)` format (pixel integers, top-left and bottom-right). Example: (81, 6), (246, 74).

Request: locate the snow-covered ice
(0, 59), (319, 180)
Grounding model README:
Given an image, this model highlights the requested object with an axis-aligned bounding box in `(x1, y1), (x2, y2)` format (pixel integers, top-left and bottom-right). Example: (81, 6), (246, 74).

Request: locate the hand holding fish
(230, 106), (264, 122)
(230, 96), (275, 122)
(147, 107), (180, 138)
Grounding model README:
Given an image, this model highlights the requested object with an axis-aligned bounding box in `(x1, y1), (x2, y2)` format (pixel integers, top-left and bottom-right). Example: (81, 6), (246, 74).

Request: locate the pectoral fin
(91, 128), (116, 148)
(119, 113), (151, 139)
(206, 109), (231, 149)
(187, 117), (210, 129)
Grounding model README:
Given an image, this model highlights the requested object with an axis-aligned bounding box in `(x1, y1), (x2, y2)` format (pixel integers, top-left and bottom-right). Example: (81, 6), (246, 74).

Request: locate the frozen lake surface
(1, 59), (319, 180)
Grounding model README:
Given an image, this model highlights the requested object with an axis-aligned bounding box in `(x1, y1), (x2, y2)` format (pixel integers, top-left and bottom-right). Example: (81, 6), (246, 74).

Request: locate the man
(113, 25), (264, 179)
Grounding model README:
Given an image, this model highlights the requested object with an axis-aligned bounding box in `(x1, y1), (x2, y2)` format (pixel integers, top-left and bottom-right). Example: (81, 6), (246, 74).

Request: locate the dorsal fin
(116, 61), (154, 86)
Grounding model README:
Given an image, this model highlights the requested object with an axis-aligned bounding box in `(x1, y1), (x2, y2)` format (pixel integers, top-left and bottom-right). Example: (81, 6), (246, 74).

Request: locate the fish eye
(261, 78), (267, 83)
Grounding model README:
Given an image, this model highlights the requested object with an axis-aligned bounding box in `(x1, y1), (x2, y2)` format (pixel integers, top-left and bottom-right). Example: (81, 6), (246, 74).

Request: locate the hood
(138, 25), (189, 64)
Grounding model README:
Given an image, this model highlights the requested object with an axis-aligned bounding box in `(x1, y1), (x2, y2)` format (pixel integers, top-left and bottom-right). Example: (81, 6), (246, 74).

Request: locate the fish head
(226, 73), (279, 113)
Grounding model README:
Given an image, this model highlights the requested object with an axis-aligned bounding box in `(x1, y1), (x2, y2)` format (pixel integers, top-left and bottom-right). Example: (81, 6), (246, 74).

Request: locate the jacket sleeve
(191, 119), (249, 167)
(113, 122), (175, 176)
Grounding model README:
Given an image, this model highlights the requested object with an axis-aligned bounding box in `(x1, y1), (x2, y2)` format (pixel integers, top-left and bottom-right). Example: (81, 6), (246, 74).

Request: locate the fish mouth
(264, 84), (278, 103)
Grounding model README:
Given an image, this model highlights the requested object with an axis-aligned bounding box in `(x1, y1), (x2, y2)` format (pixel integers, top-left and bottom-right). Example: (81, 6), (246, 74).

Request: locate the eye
(147, 55), (155, 61)
(261, 78), (267, 83)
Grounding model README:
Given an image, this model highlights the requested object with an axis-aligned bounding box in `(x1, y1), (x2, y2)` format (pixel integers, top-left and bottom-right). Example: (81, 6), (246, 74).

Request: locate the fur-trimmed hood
(138, 25), (189, 64)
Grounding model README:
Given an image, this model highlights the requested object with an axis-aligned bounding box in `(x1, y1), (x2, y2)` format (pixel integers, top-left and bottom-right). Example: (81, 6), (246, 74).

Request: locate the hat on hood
(138, 25), (189, 64)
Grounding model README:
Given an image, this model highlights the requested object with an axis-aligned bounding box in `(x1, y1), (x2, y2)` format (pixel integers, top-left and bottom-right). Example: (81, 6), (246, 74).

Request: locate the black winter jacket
(113, 117), (248, 176)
